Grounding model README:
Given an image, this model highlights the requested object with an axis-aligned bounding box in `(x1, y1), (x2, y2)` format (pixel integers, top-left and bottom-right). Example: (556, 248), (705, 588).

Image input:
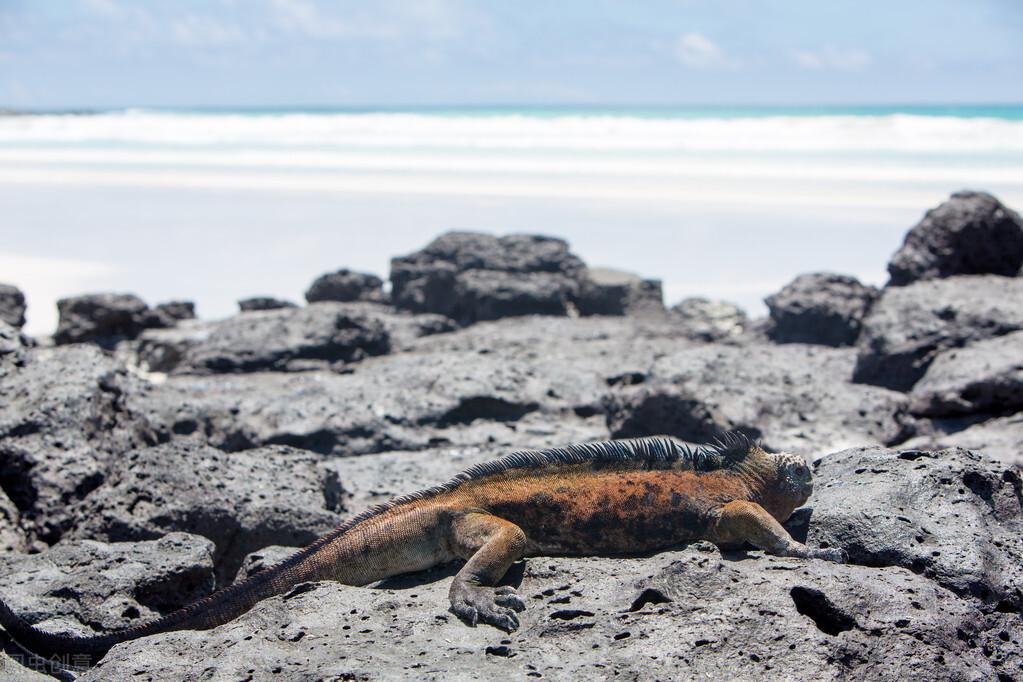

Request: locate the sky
(1, 0), (1021, 109)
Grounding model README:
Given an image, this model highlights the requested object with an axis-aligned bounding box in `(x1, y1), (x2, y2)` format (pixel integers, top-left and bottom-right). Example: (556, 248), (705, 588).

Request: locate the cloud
(673, 32), (726, 69)
(792, 47), (872, 72)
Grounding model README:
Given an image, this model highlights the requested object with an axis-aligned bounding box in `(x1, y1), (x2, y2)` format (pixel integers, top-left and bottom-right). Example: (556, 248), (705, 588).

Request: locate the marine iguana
(0, 432), (843, 667)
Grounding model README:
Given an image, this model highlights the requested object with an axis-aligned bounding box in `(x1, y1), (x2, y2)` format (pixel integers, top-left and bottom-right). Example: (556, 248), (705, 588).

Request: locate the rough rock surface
(853, 275), (1023, 391)
(0, 319), (25, 360)
(0, 487), (23, 553)
(806, 446), (1023, 611)
(173, 303), (391, 374)
(152, 300), (195, 322)
(305, 269), (385, 303)
(0, 533), (214, 634)
(390, 232), (586, 324)
(900, 413), (1023, 467)
(54, 293), (167, 347)
(574, 267), (664, 316)
(888, 190), (1023, 286)
(0, 283), (26, 329)
(0, 345), (154, 543)
(84, 541), (1018, 681)
(909, 330), (1023, 417)
(67, 442), (344, 584)
(670, 297), (748, 341)
(237, 296), (297, 312)
(765, 272), (879, 346)
(606, 343), (911, 457)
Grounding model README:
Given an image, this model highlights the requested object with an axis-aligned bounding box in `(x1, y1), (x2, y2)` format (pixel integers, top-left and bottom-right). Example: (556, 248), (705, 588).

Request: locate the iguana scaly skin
(0, 433), (843, 666)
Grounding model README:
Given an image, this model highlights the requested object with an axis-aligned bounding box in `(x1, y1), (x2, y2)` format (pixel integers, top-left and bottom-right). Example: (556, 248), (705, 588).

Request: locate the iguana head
(747, 448), (814, 522)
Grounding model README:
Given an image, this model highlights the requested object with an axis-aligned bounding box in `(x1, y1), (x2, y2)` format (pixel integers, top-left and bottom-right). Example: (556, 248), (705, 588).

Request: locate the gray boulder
(888, 190), (1023, 286)
(899, 413), (1023, 467)
(670, 297), (748, 341)
(910, 330), (1023, 417)
(175, 303), (391, 374)
(233, 545), (299, 583)
(152, 300), (195, 322)
(806, 446), (1022, 611)
(853, 275), (1023, 391)
(390, 232), (586, 324)
(574, 267), (664, 316)
(765, 273), (879, 346)
(54, 293), (167, 347)
(0, 282), (26, 328)
(0, 345), (154, 544)
(0, 318), (26, 360)
(0, 533), (214, 635)
(305, 269), (385, 303)
(608, 343), (911, 456)
(67, 442), (345, 584)
(237, 296), (296, 312)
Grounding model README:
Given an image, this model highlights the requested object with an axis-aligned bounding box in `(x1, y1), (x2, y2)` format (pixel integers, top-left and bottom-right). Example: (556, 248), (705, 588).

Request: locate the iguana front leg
(713, 500), (846, 562)
(447, 512), (528, 631)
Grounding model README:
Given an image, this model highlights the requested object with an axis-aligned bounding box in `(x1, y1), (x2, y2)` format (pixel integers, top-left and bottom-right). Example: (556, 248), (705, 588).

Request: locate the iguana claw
(450, 585), (526, 632)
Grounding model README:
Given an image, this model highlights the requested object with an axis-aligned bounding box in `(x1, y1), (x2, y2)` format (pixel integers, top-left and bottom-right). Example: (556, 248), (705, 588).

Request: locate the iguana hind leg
(713, 500), (846, 562)
(447, 512), (528, 632)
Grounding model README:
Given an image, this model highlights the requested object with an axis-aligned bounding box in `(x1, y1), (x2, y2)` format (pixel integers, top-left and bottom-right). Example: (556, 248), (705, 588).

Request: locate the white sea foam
(1, 111), (1022, 153)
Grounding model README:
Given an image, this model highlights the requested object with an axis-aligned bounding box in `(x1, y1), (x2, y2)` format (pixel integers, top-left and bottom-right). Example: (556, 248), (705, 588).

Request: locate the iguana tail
(0, 532), (331, 667)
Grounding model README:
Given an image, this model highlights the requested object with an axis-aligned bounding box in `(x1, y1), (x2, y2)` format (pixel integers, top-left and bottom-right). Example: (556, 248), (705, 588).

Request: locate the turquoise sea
(1, 105), (1021, 334)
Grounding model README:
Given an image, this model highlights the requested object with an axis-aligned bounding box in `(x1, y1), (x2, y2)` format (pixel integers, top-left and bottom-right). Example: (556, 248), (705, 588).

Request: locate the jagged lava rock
(806, 446), (1023, 611)
(853, 275), (1023, 391)
(152, 300), (195, 322)
(305, 268), (385, 303)
(233, 545), (299, 583)
(67, 442), (344, 584)
(909, 330), (1023, 417)
(237, 296), (297, 312)
(0, 345), (154, 543)
(0, 487), (24, 553)
(83, 543), (1015, 681)
(175, 303), (391, 374)
(0, 283), (26, 328)
(669, 297), (748, 341)
(0, 319), (25, 359)
(607, 343), (911, 456)
(899, 414), (1023, 467)
(390, 231), (585, 324)
(0, 533), (214, 634)
(54, 293), (166, 347)
(765, 272), (879, 347)
(574, 267), (664, 316)
(888, 190), (1023, 286)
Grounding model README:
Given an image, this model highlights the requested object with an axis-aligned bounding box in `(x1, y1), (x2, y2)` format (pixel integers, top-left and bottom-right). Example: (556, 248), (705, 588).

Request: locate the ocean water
(1, 106), (1022, 335)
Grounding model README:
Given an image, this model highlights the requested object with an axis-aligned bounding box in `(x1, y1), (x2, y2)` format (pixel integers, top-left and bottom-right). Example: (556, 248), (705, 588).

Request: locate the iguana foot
(450, 584), (526, 632)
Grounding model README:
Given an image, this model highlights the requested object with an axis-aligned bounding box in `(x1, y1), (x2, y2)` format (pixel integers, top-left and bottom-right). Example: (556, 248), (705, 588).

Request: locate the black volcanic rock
(153, 300), (196, 322)
(68, 442), (344, 584)
(0, 533), (215, 634)
(608, 342), (910, 455)
(54, 293), (166, 347)
(853, 276), (1023, 391)
(807, 446), (1023, 611)
(669, 297), (748, 341)
(305, 269), (384, 303)
(237, 296), (297, 312)
(909, 330), (1023, 417)
(175, 303), (391, 374)
(575, 267), (664, 316)
(0, 283), (26, 328)
(390, 232), (586, 324)
(765, 272), (879, 346)
(0, 344), (155, 544)
(888, 190), (1023, 286)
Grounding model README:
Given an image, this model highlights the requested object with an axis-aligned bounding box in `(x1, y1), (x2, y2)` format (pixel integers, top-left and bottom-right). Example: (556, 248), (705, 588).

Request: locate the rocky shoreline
(0, 190), (1021, 680)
